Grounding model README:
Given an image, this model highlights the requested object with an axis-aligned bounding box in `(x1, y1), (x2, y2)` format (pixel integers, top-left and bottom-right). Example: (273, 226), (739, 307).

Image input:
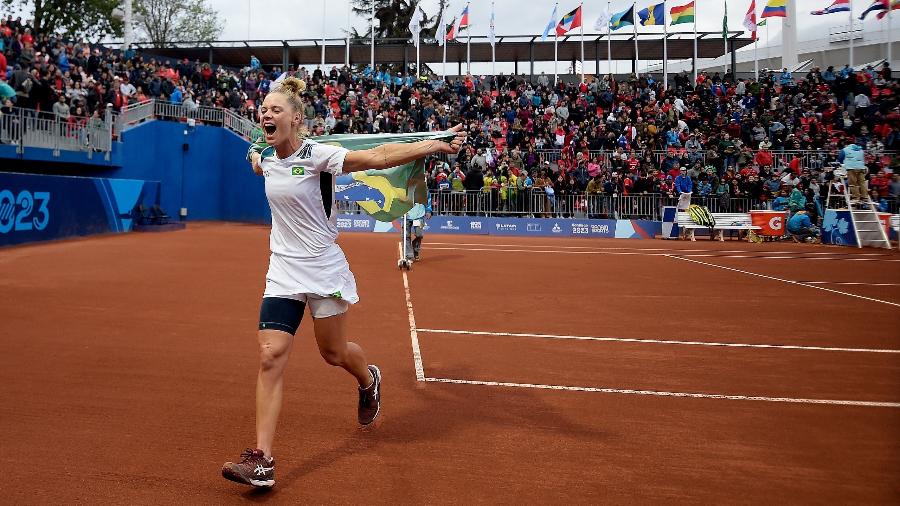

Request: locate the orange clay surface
(1, 222), (898, 504)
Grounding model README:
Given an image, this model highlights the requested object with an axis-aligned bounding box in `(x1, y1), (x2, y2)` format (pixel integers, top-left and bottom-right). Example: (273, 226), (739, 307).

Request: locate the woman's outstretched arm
(342, 124), (467, 173)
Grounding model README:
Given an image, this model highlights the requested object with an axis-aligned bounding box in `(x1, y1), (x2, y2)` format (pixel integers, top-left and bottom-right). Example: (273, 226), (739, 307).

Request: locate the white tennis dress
(260, 139), (359, 305)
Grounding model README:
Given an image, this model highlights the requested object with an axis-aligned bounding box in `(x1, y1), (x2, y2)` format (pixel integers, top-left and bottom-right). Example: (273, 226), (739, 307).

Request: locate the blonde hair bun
(278, 77), (307, 96)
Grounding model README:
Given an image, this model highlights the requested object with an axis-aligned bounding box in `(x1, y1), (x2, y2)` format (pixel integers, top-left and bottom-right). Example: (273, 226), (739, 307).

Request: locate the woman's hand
(432, 124), (467, 154)
(250, 152), (263, 176)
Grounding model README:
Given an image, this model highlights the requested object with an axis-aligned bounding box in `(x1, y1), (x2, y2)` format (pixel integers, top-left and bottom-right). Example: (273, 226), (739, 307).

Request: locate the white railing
(1, 107), (113, 159)
(111, 99), (257, 141)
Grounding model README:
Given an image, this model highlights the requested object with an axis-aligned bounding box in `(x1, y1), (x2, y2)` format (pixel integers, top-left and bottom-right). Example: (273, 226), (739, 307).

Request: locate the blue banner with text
(0, 172), (155, 247)
(335, 214), (660, 239)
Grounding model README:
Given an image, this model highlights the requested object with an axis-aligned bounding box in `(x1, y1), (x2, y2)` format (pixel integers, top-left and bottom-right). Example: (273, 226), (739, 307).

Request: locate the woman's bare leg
(256, 329), (295, 456)
(312, 313), (373, 387)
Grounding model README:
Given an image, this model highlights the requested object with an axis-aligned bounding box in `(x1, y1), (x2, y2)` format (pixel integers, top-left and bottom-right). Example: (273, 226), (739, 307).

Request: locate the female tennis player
(222, 77), (465, 488)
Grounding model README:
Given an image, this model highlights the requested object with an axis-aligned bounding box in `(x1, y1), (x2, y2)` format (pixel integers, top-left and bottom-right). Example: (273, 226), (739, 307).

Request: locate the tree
(135, 0), (223, 46)
(1, 0), (123, 40)
(350, 0), (444, 41)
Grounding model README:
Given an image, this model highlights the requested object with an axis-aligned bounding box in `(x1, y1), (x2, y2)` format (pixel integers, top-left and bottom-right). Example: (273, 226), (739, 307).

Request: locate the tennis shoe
(222, 448), (275, 487)
(358, 365), (381, 425)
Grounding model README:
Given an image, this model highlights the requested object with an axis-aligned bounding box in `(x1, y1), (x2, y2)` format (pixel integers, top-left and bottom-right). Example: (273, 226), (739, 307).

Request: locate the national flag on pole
(458, 5), (470, 30)
(542, 4), (559, 40)
(437, 9), (448, 46)
(670, 1), (695, 24)
(594, 3), (611, 31)
(609, 4), (635, 30)
(489, 3), (496, 47)
(407, 7), (423, 47)
(723, 0), (729, 38)
(875, 0), (900, 19)
(761, 0), (787, 18)
(556, 5), (583, 36)
(445, 17), (457, 41)
(744, 0), (758, 37)
(250, 132), (456, 222)
(811, 0), (850, 15)
(638, 2), (666, 26)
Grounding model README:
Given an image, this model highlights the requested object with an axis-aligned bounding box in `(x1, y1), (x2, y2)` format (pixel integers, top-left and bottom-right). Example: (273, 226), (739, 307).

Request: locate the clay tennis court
(1, 223), (898, 503)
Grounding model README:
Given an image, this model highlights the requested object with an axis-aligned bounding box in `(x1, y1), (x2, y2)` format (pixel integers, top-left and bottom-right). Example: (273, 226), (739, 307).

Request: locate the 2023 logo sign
(0, 190), (50, 234)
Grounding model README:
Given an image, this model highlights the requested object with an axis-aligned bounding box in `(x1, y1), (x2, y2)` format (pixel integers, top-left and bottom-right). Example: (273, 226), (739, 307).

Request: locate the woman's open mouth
(263, 122), (277, 137)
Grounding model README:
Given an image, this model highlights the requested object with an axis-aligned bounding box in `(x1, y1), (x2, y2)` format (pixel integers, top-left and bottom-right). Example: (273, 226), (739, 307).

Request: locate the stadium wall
(111, 121), (269, 223)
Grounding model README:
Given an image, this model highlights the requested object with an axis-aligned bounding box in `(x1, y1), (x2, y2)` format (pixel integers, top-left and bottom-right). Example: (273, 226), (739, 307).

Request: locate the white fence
(336, 190), (769, 221)
(114, 100), (258, 141)
(0, 107), (113, 159)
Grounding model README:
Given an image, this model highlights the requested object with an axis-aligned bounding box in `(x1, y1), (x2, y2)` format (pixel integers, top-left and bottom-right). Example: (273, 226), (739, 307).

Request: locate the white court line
(428, 246), (900, 262)
(423, 377), (900, 408)
(669, 255), (900, 308)
(800, 281), (900, 287)
(398, 242), (425, 381)
(416, 328), (900, 354)
(427, 241), (891, 256)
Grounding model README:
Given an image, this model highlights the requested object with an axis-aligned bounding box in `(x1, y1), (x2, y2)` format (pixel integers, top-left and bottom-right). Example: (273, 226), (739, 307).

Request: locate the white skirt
(263, 244), (359, 304)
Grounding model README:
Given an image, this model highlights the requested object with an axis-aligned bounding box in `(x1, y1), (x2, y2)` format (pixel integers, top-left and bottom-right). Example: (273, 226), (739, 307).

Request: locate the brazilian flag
(250, 131), (455, 222)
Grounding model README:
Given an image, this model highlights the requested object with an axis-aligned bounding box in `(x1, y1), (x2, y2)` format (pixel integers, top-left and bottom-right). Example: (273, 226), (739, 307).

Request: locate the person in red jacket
(754, 139), (774, 167)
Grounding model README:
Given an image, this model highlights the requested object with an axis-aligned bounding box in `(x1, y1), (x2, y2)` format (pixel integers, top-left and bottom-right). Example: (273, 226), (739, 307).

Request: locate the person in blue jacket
(787, 210), (818, 243)
(674, 170), (693, 239)
(838, 140), (868, 205)
(405, 192), (433, 262)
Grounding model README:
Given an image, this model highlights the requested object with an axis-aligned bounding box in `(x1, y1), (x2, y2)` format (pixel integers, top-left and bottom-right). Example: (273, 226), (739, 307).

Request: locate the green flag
(249, 131), (455, 222)
(723, 1), (729, 39)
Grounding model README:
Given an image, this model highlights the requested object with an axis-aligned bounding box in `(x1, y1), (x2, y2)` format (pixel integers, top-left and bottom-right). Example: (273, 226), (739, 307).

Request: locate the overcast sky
(215, 0), (894, 42)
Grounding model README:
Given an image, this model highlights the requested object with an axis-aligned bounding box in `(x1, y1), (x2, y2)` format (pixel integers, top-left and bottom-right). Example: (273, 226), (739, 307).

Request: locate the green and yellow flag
(249, 131), (455, 222)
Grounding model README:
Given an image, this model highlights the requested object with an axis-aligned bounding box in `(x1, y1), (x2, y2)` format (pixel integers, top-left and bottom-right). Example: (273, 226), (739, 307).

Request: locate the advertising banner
(334, 215), (661, 239)
(750, 211), (788, 237)
(0, 172), (152, 247)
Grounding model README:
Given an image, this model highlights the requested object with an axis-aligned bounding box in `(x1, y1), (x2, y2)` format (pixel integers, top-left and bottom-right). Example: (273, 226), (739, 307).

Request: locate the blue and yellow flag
(249, 131), (454, 222)
(639, 2), (666, 25)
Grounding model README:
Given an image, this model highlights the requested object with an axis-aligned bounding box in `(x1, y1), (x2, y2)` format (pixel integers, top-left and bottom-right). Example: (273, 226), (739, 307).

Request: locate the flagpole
(492, 1), (496, 76)
(442, 38), (447, 80)
(321, 0), (327, 70)
(466, 2), (472, 75)
(345, 2), (351, 67)
(581, 2), (585, 83)
(554, 32), (559, 84)
(849, 0), (854, 68)
(693, 0), (697, 84)
(370, 0), (375, 71)
(634, 2), (640, 77)
(888, 0), (893, 69)
(754, 34), (759, 80)
(607, 0), (613, 77)
(416, 30), (420, 78)
(663, 2), (668, 90)
(724, 0), (729, 75)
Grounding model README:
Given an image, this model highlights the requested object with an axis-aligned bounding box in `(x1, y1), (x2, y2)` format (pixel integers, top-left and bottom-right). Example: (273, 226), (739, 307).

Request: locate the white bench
(676, 212), (761, 241)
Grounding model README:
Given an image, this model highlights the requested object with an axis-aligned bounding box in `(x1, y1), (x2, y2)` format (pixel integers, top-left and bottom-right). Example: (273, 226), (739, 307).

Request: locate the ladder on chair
(825, 172), (891, 249)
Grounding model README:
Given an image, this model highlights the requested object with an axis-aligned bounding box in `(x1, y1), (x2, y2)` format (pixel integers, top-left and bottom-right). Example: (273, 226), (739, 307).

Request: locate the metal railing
(335, 190), (771, 221)
(0, 107), (113, 159)
(113, 99), (258, 140)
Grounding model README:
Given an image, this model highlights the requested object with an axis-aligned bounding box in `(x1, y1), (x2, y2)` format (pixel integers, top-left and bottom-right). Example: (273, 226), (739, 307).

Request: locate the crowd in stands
(2, 14), (899, 221)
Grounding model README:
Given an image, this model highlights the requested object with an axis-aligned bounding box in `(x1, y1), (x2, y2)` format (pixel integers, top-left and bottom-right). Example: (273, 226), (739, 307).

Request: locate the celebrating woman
(222, 77), (465, 488)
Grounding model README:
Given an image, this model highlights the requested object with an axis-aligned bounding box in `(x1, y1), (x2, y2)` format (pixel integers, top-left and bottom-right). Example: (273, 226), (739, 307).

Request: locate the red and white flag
(743, 0), (758, 40)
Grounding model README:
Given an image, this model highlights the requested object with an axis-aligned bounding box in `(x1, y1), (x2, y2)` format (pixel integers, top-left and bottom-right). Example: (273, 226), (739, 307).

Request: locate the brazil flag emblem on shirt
(250, 131), (455, 222)
(290, 166), (304, 176)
